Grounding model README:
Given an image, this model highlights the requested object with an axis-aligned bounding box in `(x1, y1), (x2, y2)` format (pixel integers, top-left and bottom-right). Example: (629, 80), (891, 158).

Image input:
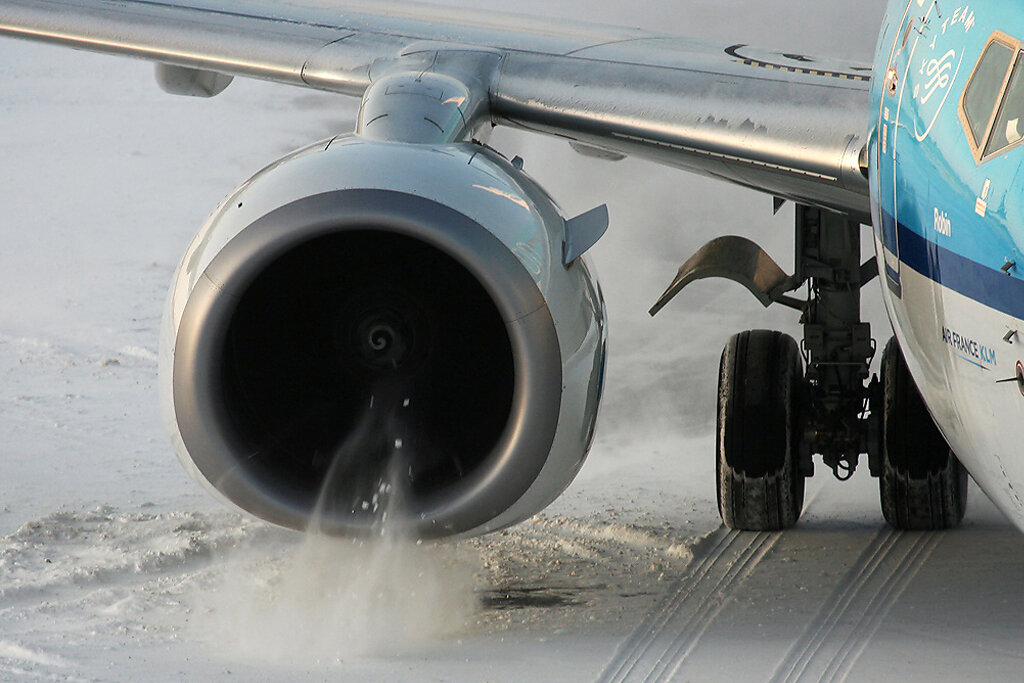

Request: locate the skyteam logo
(910, 4), (972, 142)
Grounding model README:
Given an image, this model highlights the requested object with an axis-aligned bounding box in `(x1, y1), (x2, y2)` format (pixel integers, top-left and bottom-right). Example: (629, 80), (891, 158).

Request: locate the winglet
(562, 205), (609, 265)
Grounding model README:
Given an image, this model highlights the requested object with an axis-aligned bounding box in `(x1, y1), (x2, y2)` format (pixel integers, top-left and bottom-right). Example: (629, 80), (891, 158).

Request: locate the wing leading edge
(0, 0), (871, 219)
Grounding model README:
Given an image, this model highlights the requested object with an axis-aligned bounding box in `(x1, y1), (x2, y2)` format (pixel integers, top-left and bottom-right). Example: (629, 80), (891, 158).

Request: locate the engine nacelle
(160, 136), (607, 538)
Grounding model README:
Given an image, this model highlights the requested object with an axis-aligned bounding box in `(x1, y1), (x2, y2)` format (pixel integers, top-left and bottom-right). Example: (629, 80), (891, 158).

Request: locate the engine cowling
(159, 136), (607, 538)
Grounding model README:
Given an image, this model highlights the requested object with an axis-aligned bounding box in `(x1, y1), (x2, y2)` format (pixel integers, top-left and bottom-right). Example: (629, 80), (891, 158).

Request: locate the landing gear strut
(653, 204), (966, 531)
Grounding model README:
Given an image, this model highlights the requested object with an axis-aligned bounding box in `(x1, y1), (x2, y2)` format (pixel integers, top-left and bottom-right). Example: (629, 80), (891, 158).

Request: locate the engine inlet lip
(173, 189), (562, 538)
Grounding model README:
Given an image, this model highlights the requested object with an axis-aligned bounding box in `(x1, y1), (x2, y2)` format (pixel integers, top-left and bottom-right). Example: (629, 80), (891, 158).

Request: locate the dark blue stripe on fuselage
(887, 210), (1024, 319)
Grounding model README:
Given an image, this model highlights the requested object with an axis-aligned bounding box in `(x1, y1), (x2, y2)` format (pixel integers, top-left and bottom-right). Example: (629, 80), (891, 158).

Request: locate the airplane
(1, 0), (1021, 539)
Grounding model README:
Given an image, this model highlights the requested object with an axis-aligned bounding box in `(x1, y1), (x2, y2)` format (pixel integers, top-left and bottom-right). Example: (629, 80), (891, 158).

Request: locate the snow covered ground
(1, 1), (1022, 681)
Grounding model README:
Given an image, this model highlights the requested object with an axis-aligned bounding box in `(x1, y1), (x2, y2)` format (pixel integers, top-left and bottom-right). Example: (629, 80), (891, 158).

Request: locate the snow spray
(189, 385), (478, 663)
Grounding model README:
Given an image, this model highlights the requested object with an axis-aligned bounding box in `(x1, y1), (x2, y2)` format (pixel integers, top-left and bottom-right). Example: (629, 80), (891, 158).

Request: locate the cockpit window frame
(984, 51), (1024, 159)
(959, 31), (1022, 164)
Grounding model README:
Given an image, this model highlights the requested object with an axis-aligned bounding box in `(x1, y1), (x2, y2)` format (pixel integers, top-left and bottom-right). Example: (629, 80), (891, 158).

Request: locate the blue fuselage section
(872, 1), (1024, 311)
(869, 0), (1024, 526)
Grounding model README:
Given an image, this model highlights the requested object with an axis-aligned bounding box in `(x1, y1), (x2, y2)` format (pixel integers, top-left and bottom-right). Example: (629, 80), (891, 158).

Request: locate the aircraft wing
(0, 0), (872, 220)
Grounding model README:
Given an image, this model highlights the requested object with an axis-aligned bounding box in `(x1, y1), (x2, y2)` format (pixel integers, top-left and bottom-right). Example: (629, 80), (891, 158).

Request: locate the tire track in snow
(818, 532), (943, 683)
(597, 527), (780, 683)
(769, 529), (943, 683)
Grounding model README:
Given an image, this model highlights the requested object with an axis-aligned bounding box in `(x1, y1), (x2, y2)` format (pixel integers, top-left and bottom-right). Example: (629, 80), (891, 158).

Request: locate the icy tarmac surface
(1, 475), (1021, 681)
(2, 0), (1023, 680)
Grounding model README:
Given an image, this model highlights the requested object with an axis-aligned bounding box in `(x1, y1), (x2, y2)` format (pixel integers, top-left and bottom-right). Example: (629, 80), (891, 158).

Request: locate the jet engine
(159, 136), (607, 538)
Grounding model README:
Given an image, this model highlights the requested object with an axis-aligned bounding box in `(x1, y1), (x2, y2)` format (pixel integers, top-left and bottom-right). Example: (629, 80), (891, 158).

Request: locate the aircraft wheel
(717, 330), (805, 530)
(879, 337), (968, 530)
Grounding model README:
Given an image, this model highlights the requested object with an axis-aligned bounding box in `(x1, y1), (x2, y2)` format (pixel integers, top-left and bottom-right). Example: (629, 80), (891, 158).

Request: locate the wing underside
(0, 0), (871, 219)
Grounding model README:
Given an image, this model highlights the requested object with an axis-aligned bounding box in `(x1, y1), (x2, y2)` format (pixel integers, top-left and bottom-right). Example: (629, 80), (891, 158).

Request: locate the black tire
(717, 330), (805, 530)
(879, 337), (968, 530)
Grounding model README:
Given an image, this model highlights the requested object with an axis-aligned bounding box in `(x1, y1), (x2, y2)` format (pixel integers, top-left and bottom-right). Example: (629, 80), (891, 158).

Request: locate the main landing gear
(652, 205), (967, 531)
(717, 330), (804, 530)
(878, 337), (968, 529)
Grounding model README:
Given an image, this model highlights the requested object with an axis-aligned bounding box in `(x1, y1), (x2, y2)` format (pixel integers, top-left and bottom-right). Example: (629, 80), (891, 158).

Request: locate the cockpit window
(987, 53), (1024, 157)
(961, 38), (1014, 154)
